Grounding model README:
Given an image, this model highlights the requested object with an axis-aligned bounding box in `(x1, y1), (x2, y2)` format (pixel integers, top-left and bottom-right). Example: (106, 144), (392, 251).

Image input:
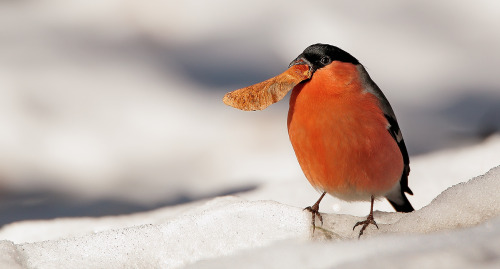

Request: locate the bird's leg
(304, 192), (326, 233)
(353, 195), (379, 238)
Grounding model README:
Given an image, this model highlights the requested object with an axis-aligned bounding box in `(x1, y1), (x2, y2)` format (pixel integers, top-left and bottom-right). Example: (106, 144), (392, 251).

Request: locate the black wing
(384, 114), (414, 212)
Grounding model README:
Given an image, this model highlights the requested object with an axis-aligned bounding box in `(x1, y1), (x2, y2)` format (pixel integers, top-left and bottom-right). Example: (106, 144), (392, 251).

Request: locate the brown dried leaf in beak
(222, 64), (311, 111)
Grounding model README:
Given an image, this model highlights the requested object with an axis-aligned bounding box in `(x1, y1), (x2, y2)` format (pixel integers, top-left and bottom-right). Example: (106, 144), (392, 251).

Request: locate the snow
(0, 0), (500, 268)
(191, 217), (500, 269)
(13, 198), (309, 268)
(0, 164), (498, 268)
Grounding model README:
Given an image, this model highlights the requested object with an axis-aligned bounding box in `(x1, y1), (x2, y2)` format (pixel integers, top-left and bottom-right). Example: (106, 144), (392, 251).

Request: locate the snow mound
(0, 166), (498, 268)
(1, 198), (309, 268)
(393, 166), (500, 234)
(191, 216), (500, 269)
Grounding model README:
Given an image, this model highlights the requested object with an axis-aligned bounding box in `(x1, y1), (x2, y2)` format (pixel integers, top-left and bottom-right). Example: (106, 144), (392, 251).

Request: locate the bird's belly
(288, 94), (403, 201)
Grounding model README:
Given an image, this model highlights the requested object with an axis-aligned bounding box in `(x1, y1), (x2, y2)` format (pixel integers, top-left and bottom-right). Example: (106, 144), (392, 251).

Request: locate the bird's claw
(352, 214), (378, 238)
(304, 205), (323, 233)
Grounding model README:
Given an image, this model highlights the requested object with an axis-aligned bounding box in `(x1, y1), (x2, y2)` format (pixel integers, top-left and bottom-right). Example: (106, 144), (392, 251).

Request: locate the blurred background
(0, 0), (499, 226)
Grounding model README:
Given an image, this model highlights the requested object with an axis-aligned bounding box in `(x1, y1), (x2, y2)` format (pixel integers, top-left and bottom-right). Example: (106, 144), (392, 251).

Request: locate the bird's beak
(288, 54), (312, 69)
(223, 62), (312, 111)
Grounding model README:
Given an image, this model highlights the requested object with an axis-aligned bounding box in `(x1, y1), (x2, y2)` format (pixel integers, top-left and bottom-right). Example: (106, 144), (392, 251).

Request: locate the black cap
(290, 44), (359, 71)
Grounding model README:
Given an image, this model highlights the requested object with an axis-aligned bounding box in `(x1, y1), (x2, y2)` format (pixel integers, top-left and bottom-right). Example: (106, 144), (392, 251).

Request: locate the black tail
(387, 193), (414, 213)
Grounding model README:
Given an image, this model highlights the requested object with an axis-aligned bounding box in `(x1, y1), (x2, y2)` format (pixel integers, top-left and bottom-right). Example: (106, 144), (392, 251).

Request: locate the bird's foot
(304, 203), (323, 233)
(352, 213), (378, 238)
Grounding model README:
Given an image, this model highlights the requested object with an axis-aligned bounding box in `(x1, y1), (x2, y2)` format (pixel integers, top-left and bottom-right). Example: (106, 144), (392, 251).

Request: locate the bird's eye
(320, 56), (331, 65)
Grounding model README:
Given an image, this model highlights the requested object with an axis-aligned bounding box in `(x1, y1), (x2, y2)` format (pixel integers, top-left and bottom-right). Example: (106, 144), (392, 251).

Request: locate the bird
(223, 43), (414, 238)
(287, 44), (414, 237)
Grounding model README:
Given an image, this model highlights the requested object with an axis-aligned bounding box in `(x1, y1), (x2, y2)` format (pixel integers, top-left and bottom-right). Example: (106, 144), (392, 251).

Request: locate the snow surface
(0, 0), (500, 268)
(0, 139), (498, 268)
(0, 166), (498, 268)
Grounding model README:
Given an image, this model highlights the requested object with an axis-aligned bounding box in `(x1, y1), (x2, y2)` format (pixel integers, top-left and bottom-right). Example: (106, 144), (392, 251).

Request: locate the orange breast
(287, 63), (403, 201)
